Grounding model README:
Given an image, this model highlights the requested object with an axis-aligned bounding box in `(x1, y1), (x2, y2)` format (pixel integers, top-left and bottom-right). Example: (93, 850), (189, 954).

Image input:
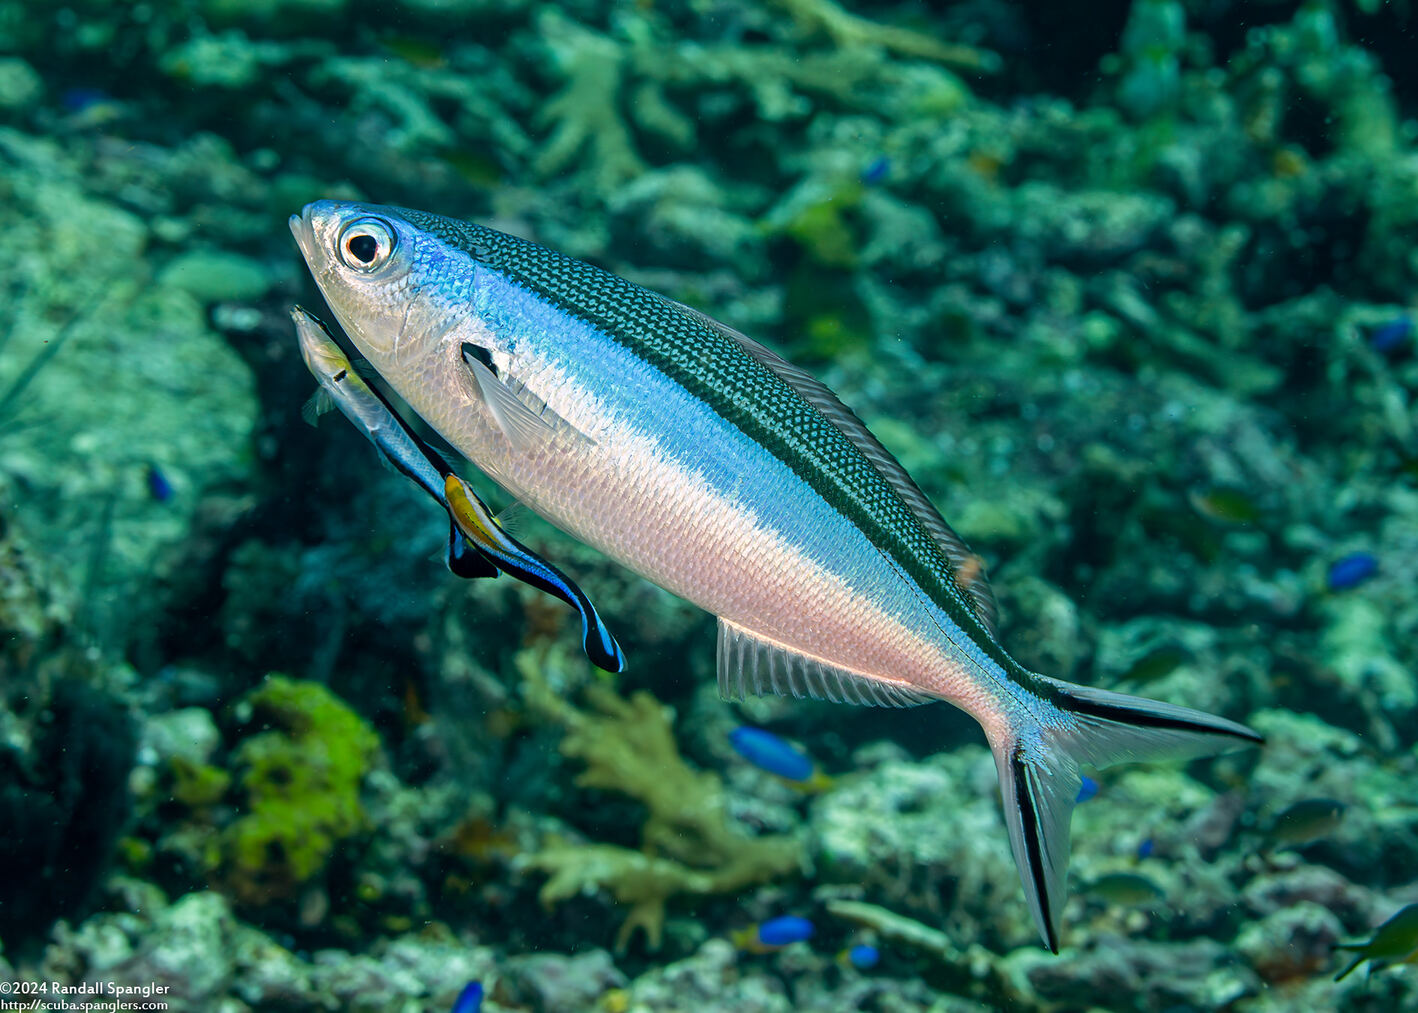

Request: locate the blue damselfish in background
(451, 981), (482, 1013)
(1327, 552), (1378, 591)
(729, 726), (815, 782)
(732, 914), (815, 952)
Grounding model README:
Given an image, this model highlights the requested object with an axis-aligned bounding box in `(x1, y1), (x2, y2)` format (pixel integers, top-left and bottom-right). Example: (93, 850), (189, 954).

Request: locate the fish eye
(337, 217), (397, 272)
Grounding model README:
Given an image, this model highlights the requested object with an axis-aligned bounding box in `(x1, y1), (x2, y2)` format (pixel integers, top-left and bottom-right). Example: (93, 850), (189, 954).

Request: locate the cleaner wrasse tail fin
(992, 678), (1263, 952)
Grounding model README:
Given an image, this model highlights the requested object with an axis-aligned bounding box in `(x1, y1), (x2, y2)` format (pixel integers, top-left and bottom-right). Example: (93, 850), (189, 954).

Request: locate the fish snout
(290, 200), (360, 267)
(289, 206), (321, 268)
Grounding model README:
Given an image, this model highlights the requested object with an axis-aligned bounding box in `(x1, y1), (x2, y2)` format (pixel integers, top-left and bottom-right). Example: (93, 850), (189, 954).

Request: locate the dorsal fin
(717, 618), (933, 708)
(666, 297), (1000, 640)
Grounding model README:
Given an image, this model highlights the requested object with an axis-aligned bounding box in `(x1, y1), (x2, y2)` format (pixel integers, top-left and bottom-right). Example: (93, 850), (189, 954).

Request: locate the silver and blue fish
(292, 305), (624, 673)
(290, 200), (1261, 951)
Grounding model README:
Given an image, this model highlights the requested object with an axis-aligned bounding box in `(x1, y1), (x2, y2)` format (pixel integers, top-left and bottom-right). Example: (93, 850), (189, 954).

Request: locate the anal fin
(715, 618), (933, 708)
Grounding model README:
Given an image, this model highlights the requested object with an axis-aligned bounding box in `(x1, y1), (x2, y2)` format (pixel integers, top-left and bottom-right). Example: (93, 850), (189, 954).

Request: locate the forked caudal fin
(992, 677), (1262, 953)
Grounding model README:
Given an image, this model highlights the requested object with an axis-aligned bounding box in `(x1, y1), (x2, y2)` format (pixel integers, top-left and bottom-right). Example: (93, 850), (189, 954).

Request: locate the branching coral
(774, 0), (1000, 73)
(530, 5), (993, 189)
(514, 648), (804, 950)
(534, 11), (646, 190)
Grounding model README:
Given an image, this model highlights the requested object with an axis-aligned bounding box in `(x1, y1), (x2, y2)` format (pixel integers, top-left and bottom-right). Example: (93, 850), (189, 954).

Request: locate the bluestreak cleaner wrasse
(293, 305), (623, 672)
(293, 304), (493, 581)
(290, 200), (1262, 952)
(444, 473), (624, 672)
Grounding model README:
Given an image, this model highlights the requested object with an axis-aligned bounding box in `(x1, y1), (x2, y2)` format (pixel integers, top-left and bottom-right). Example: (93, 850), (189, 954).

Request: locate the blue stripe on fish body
(455, 268), (988, 678)
(757, 915), (814, 946)
(729, 726), (814, 781)
(451, 981), (483, 1013)
(1327, 551), (1378, 591)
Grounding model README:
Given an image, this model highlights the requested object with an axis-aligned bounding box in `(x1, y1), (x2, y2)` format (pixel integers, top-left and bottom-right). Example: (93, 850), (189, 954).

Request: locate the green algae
(170, 756), (232, 808)
(158, 249), (273, 303)
(0, 56), (39, 108)
(220, 676), (380, 906)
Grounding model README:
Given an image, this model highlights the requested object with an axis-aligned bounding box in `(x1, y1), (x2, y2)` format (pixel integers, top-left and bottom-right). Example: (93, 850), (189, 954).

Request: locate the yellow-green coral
(220, 675), (380, 905)
(516, 649), (804, 950)
(170, 755), (231, 807)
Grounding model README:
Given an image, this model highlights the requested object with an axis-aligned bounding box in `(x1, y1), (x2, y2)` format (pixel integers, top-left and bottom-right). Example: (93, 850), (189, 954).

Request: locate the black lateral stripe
(340, 346), (456, 481)
(486, 552), (570, 605)
(386, 450), (433, 490)
(368, 383), (456, 480)
(1012, 751), (1058, 954)
(1065, 697), (1264, 742)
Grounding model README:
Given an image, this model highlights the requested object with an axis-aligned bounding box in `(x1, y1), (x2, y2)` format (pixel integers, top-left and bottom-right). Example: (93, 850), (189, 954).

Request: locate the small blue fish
(1136, 837), (1155, 860)
(145, 463), (174, 503)
(759, 915), (814, 946)
(729, 727), (813, 782)
(860, 156), (891, 185)
(1327, 552), (1378, 592)
(61, 87), (109, 112)
(846, 943), (880, 969)
(451, 981), (483, 1013)
(1075, 775), (1099, 803)
(1367, 315), (1413, 354)
(733, 914), (815, 951)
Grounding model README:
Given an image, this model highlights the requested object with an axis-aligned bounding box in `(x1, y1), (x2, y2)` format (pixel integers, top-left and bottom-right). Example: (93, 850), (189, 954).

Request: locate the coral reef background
(2, 0), (1417, 1009)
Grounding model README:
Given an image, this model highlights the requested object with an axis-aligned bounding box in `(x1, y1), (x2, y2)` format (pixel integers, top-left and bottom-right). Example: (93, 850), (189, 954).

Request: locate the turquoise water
(1, 1), (1416, 1009)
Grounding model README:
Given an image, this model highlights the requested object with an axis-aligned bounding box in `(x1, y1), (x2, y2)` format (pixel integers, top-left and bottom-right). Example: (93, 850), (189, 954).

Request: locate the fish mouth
(289, 208), (318, 267)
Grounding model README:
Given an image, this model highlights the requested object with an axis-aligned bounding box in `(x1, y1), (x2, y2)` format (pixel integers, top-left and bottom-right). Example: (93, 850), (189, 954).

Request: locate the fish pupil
(347, 234), (379, 264)
(333, 368), (347, 382)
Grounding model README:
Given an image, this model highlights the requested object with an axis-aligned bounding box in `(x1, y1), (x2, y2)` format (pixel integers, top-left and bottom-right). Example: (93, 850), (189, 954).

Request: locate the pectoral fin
(301, 389), (335, 427)
(462, 347), (593, 454)
(446, 522), (499, 579)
